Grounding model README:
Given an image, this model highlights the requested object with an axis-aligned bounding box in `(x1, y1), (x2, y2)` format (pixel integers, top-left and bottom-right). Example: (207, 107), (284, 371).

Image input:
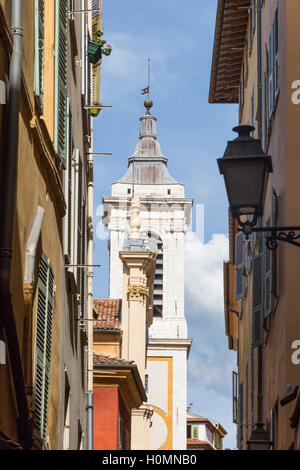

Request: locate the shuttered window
(34, 253), (54, 446)
(34, 0), (45, 111)
(192, 425), (199, 439)
(249, 0), (256, 51)
(264, 217), (273, 318)
(232, 371), (238, 424)
(54, 0), (68, 168)
(264, 192), (278, 317)
(235, 231), (245, 300)
(64, 98), (74, 260)
(267, 8), (280, 125)
(238, 381), (244, 449)
(274, 7), (280, 98)
(252, 252), (264, 347)
(268, 24), (274, 121)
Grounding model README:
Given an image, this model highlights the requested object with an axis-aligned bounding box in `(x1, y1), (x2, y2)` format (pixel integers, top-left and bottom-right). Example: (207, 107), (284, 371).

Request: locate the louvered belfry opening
(148, 232), (163, 318)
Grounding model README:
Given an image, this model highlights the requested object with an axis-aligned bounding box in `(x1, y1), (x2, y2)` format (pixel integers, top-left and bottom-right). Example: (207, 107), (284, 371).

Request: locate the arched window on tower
(147, 232), (163, 318)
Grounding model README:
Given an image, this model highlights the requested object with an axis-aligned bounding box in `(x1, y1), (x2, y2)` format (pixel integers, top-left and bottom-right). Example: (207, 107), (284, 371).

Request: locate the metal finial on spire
(141, 59), (153, 113)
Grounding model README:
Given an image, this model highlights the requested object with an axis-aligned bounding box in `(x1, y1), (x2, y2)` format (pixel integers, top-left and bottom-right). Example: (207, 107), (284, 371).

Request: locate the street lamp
(218, 125), (300, 250)
(246, 423), (273, 451)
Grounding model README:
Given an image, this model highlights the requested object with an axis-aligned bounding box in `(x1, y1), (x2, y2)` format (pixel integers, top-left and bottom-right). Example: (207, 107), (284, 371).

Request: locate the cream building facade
(103, 99), (193, 450)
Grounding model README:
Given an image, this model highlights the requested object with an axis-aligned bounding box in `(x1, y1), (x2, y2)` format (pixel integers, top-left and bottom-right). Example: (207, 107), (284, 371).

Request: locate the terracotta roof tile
(93, 299), (121, 330)
(93, 354), (134, 366)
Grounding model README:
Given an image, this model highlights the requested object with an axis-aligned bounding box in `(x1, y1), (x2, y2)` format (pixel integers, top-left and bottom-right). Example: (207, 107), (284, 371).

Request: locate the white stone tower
(103, 99), (193, 450)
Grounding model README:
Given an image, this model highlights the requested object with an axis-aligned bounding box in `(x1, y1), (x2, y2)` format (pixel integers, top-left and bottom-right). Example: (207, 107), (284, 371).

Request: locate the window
(274, 7), (280, 97)
(235, 231), (245, 300)
(232, 371), (238, 424)
(34, 254), (55, 447)
(251, 85), (255, 136)
(128, 188), (131, 195)
(77, 420), (83, 450)
(167, 189), (171, 195)
(64, 98), (74, 260)
(268, 24), (274, 121)
(239, 63), (244, 117)
(34, 0), (45, 111)
(249, 0), (256, 52)
(267, 7), (280, 125)
(63, 376), (71, 450)
(74, 150), (87, 314)
(0, 80), (6, 105)
(145, 374), (149, 393)
(187, 424), (191, 439)
(245, 38), (249, 82)
(148, 233), (163, 318)
(264, 191), (278, 318)
(239, 382), (244, 449)
(192, 425), (199, 439)
(54, 0), (68, 168)
(252, 252), (264, 347)
(0, 340), (5, 365)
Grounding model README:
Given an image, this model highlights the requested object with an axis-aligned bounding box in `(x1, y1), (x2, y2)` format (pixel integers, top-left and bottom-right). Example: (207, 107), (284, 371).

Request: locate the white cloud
(100, 32), (181, 102)
(188, 348), (236, 397)
(185, 231), (229, 317)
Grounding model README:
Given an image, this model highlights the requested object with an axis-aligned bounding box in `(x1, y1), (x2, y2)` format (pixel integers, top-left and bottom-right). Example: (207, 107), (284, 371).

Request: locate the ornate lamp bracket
(241, 223), (300, 251)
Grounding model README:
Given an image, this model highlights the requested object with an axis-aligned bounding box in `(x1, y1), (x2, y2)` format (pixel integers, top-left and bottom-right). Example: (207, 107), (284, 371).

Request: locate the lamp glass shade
(217, 125), (273, 221)
(220, 157), (269, 217)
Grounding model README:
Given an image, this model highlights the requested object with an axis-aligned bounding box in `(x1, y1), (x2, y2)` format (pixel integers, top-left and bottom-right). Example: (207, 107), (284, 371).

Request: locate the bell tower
(103, 100), (193, 450)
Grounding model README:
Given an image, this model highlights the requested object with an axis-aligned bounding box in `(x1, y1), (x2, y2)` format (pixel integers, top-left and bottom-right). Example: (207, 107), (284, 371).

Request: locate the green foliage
(93, 30), (112, 56)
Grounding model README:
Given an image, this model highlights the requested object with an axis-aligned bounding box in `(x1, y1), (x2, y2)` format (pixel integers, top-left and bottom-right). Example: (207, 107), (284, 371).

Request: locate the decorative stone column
(119, 196), (157, 449)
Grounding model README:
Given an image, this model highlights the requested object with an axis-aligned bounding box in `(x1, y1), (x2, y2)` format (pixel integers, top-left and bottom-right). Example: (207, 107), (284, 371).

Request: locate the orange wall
(94, 386), (119, 450)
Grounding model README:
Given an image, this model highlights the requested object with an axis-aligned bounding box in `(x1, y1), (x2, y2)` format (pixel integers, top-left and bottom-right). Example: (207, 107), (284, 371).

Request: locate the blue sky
(93, 0), (239, 449)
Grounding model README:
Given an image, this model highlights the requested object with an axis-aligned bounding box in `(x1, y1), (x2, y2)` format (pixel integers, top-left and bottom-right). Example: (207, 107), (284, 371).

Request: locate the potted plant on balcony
(88, 31), (112, 64)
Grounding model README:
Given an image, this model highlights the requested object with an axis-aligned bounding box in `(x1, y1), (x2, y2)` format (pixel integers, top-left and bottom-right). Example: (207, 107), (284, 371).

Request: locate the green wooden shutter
(54, 0), (68, 169)
(34, 0), (45, 111)
(264, 216), (273, 318)
(252, 252), (264, 347)
(274, 6), (280, 97)
(34, 254), (54, 446)
(232, 371), (238, 424)
(268, 24), (274, 119)
(235, 231), (245, 300)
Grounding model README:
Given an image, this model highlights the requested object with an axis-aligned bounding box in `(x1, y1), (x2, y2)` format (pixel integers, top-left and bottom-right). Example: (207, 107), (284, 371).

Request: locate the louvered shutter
(34, 0), (45, 110)
(274, 7), (279, 97)
(34, 254), (54, 446)
(232, 371), (238, 424)
(268, 24), (274, 119)
(64, 99), (73, 260)
(264, 216), (273, 318)
(252, 252), (264, 347)
(235, 231), (245, 300)
(54, 0), (68, 169)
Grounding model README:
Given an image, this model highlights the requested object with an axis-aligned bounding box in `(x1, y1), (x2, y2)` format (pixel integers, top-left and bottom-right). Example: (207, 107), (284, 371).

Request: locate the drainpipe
(257, 0), (262, 142)
(0, 0), (32, 449)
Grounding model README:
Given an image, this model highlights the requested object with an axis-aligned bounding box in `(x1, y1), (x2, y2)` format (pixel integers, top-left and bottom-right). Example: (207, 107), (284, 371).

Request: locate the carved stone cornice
(127, 285), (149, 302)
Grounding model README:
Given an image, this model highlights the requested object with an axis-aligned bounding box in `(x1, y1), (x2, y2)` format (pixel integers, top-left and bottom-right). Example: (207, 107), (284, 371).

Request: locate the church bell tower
(102, 100), (193, 450)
